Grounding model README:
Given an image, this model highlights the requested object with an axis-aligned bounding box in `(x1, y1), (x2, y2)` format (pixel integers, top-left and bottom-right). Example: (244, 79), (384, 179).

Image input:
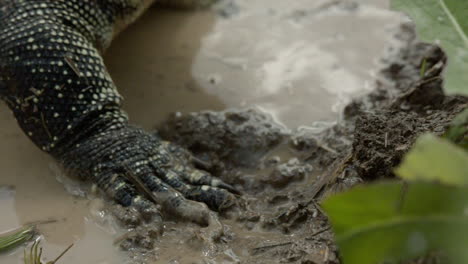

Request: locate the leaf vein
(439, 0), (468, 48)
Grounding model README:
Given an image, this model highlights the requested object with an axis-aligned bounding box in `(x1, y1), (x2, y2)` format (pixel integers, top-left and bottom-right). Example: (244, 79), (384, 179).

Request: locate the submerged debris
(23, 240), (73, 264)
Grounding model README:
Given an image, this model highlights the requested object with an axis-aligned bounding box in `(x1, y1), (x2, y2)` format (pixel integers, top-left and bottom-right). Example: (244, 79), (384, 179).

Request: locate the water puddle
(0, 113), (124, 263)
(0, 0), (401, 263)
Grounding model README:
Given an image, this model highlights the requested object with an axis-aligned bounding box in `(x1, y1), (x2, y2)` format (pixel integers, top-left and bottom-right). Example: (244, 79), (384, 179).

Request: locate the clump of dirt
(263, 158), (313, 188)
(290, 23), (467, 194)
(159, 108), (288, 170)
(352, 97), (466, 180)
(290, 123), (353, 170)
(111, 205), (143, 227)
(339, 22), (467, 181)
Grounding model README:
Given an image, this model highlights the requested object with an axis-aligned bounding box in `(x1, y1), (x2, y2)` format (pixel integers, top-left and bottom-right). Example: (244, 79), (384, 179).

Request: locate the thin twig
(384, 132), (388, 148)
(191, 156), (212, 170)
(418, 76), (442, 86)
(323, 245), (329, 262)
(305, 226), (331, 240)
(395, 182), (409, 213)
(113, 230), (136, 246)
(312, 200), (326, 217)
(251, 241), (293, 254)
(51, 243), (74, 263)
(82, 86), (92, 92)
(123, 166), (159, 205)
(64, 56), (82, 78)
(24, 219), (58, 227)
(40, 112), (52, 139)
(316, 140), (338, 155)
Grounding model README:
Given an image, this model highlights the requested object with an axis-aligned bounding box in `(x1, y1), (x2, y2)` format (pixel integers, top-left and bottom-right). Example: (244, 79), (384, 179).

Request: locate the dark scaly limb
(0, 0), (236, 228)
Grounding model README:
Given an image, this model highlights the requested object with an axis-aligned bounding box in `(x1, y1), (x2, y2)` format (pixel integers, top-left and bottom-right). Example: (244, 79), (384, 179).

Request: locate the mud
(339, 24), (468, 181)
(159, 108), (288, 169)
(121, 12), (466, 264)
(2, 0), (466, 264)
(114, 108), (337, 263)
(351, 98), (467, 180)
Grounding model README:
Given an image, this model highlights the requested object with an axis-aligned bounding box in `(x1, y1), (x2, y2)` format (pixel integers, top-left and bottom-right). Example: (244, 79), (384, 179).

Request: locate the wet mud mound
(159, 108), (288, 169)
(340, 24), (467, 182)
(141, 24), (466, 264)
(104, 107), (337, 264)
(351, 95), (466, 181)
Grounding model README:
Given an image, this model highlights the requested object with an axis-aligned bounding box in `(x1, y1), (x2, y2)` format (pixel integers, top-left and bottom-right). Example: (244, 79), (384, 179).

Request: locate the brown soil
(339, 24), (467, 182)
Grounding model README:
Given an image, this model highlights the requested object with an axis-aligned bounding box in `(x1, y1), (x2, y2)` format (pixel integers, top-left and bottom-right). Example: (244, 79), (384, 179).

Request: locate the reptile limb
(0, 0), (236, 229)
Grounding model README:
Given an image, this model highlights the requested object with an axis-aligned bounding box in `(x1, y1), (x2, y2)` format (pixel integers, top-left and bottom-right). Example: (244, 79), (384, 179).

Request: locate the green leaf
(394, 134), (468, 185)
(322, 182), (468, 264)
(391, 0), (468, 96)
(0, 225), (35, 253)
(444, 108), (468, 149)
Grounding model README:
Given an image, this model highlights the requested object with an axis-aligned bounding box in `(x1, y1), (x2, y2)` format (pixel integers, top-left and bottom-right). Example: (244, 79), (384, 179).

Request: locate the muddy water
(0, 0), (401, 263)
(0, 112), (125, 262)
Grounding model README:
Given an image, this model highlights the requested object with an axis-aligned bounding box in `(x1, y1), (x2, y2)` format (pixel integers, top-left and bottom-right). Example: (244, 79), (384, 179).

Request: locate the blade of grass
(0, 225), (35, 253)
(420, 58), (428, 77)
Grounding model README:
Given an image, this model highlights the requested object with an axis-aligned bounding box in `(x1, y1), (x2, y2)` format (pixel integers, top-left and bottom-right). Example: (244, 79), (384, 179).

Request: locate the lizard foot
(59, 125), (238, 229)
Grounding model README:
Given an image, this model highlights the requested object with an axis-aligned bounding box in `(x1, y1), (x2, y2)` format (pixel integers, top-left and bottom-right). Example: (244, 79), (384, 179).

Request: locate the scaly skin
(0, 0), (236, 228)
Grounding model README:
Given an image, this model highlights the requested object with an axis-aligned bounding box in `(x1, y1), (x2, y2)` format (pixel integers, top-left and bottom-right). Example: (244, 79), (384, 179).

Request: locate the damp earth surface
(3, 0), (464, 263)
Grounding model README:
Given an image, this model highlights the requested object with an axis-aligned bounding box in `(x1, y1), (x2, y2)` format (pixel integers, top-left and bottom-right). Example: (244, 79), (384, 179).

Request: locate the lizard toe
(96, 172), (163, 232)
